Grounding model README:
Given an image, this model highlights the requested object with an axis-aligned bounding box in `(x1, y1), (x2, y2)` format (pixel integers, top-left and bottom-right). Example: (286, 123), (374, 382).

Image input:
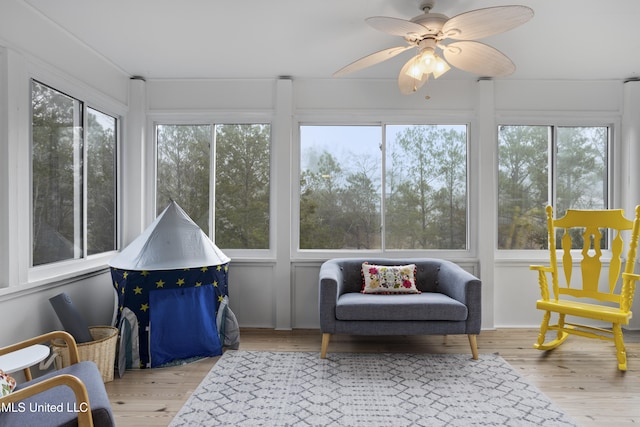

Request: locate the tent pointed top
(109, 201), (230, 270)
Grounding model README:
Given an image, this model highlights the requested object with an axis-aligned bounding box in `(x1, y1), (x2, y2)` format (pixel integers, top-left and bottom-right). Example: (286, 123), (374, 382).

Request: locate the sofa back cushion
(334, 258), (442, 294)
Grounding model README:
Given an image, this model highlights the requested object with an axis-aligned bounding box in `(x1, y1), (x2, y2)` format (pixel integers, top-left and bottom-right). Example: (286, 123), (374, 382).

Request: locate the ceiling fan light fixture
(432, 56), (450, 79)
(405, 49), (451, 80)
(420, 49), (436, 67)
(405, 56), (425, 79)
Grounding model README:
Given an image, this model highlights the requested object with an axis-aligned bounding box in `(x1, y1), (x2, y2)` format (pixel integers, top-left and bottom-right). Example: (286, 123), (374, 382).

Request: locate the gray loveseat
(319, 258), (481, 359)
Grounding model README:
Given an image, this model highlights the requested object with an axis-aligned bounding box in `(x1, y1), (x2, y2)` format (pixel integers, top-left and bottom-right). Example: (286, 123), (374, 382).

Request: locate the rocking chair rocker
(530, 205), (640, 371)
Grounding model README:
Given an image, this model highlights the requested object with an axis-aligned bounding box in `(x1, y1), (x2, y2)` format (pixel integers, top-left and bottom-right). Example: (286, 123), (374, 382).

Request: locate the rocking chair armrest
(530, 265), (554, 300)
(622, 272), (640, 282)
(620, 272), (640, 312)
(529, 265), (553, 272)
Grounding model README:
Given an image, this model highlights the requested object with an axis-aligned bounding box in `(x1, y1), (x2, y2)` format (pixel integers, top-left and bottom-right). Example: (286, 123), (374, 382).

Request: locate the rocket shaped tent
(109, 201), (230, 368)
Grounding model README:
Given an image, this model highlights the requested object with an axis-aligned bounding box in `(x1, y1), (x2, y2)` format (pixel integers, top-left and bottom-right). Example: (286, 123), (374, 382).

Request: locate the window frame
(495, 114), (619, 259)
(293, 115), (474, 260)
(26, 72), (123, 285)
(149, 113), (274, 260)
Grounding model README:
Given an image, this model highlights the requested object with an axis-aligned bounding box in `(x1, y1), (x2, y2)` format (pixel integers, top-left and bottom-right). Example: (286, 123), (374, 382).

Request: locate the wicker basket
(52, 326), (118, 383)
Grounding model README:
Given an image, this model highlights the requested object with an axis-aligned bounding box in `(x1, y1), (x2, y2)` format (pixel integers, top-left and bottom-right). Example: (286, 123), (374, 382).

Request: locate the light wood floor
(104, 328), (640, 426)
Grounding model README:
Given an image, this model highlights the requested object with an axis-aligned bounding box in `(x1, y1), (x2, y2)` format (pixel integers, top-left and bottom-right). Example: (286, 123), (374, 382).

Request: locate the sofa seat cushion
(1, 361), (115, 427)
(335, 292), (468, 321)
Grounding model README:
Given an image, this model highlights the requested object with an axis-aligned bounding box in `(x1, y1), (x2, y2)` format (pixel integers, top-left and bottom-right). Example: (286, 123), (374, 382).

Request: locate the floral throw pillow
(0, 369), (16, 396)
(361, 263), (420, 294)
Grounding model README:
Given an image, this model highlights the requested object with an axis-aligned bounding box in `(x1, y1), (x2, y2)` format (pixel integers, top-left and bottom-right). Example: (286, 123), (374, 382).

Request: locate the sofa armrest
(437, 260), (482, 334)
(318, 260), (344, 333)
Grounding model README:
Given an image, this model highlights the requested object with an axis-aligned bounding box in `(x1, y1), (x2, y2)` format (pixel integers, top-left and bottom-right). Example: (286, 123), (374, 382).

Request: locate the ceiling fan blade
(398, 56), (428, 95)
(442, 6), (533, 40)
(366, 16), (429, 38)
(333, 45), (413, 77)
(442, 41), (515, 77)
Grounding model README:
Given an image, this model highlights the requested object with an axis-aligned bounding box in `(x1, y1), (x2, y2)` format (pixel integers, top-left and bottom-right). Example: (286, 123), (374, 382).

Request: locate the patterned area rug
(170, 351), (578, 426)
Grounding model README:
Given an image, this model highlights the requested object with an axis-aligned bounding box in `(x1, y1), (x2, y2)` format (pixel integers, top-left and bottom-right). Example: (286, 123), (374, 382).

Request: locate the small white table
(0, 344), (50, 381)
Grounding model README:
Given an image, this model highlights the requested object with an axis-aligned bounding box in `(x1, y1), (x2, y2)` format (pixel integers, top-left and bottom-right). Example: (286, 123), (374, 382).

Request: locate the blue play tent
(109, 201), (230, 368)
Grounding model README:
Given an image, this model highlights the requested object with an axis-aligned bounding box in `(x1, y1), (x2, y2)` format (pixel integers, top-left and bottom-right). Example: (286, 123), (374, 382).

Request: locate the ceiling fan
(333, 0), (534, 95)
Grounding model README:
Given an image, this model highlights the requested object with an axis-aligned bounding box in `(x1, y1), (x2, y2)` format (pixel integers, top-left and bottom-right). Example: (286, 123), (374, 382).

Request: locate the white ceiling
(20, 0), (640, 82)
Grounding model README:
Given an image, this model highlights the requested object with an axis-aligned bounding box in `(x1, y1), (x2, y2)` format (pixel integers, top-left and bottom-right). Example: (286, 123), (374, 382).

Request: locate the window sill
(0, 264), (110, 302)
(0, 253), (116, 302)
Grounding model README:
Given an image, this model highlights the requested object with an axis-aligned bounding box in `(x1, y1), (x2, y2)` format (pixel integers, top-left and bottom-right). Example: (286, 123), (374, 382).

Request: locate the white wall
(0, 0), (128, 346)
(0, 272), (117, 349)
(0, 0), (128, 105)
(1, 0), (639, 350)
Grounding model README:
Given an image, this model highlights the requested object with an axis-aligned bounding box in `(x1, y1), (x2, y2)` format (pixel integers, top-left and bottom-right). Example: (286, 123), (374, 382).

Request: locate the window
(31, 80), (117, 266)
(497, 125), (608, 249)
(300, 125), (381, 250)
(214, 124), (270, 249)
(155, 123), (270, 250)
(156, 124), (211, 233)
(86, 108), (117, 255)
(385, 125), (467, 249)
(299, 124), (468, 251)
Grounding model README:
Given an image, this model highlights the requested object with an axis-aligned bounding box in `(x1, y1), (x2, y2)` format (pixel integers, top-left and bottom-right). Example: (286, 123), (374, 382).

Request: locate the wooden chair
(530, 205), (640, 371)
(0, 331), (115, 427)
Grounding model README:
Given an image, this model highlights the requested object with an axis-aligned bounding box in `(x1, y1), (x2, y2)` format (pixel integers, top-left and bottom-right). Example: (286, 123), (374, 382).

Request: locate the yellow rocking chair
(530, 205), (640, 371)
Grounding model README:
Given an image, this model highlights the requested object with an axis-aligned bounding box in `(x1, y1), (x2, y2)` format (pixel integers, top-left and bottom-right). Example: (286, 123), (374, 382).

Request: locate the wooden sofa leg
(468, 334), (479, 360)
(320, 333), (331, 359)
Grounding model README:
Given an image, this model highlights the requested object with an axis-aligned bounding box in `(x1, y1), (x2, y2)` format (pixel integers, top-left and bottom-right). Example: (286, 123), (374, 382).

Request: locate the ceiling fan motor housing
(411, 13), (449, 35)
(408, 13), (448, 41)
